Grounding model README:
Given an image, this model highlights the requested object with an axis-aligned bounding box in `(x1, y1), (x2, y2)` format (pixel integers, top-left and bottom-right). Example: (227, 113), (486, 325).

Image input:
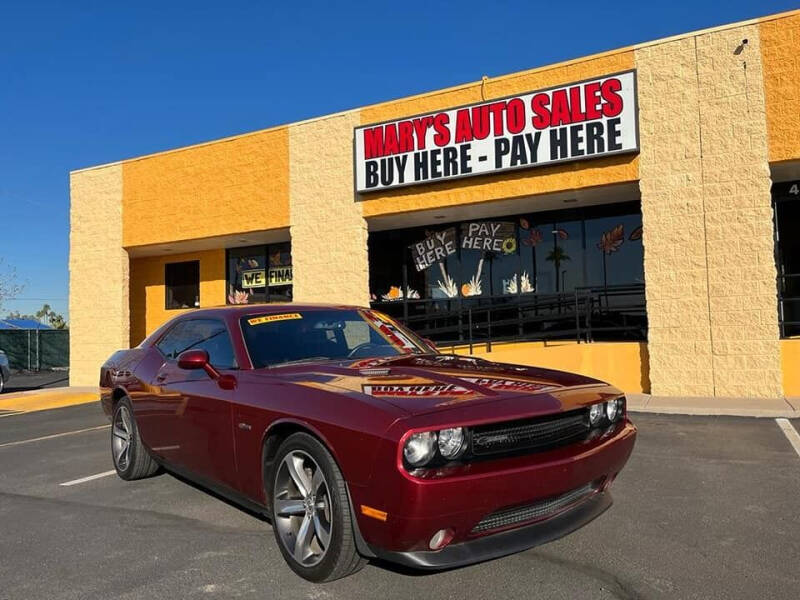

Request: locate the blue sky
(0, 0), (794, 320)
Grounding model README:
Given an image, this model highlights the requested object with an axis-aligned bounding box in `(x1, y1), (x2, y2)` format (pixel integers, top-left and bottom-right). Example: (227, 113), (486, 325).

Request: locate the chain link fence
(0, 329), (69, 371)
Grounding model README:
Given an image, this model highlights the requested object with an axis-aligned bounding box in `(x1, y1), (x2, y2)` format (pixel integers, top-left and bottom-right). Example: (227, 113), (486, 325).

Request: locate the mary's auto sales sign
(354, 70), (638, 193)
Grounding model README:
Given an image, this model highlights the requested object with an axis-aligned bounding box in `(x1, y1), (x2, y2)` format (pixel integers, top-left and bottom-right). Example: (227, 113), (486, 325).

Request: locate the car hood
(260, 353), (616, 417)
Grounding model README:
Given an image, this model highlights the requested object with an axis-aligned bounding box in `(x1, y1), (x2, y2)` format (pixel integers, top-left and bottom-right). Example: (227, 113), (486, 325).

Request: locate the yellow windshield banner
(247, 313), (303, 326)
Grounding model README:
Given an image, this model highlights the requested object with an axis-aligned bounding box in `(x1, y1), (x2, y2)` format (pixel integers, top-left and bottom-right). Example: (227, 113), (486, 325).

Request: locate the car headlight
(437, 427), (466, 459)
(606, 398), (622, 422)
(403, 431), (437, 466)
(589, 403), (604, 427)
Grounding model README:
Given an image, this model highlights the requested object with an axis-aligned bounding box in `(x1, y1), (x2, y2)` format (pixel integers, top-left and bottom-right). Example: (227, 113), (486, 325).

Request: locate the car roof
(174, 303), (368, 319)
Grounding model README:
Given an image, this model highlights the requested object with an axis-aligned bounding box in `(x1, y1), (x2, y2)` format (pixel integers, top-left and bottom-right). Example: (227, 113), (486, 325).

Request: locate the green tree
(8, 304), (68, 329)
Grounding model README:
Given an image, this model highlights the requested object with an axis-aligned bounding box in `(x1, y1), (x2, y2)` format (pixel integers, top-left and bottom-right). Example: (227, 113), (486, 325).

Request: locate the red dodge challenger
(100, 304), (636, 582)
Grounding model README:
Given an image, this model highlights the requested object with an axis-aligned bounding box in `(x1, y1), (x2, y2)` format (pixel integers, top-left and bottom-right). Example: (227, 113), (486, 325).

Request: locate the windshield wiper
(270, 356), (337, 368)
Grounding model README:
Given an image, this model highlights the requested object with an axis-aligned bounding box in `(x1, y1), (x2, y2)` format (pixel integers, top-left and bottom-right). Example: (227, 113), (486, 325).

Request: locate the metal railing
(778, 273), (800, 338)
(370, 283), (647, 350)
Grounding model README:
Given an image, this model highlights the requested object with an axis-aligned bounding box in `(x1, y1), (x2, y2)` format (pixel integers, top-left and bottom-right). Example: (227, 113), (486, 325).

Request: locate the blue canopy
(0, 318), (53, 330)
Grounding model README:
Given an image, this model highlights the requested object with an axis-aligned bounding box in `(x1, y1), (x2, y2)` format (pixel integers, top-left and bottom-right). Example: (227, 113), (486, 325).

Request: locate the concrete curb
(627, 394), (800, 418)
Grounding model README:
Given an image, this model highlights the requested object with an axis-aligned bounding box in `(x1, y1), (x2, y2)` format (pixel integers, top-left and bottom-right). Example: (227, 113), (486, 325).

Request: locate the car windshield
(240, 309), (431, 368)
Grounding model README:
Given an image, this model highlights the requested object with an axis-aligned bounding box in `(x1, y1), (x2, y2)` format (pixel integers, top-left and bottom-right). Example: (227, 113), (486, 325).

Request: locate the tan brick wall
(636, 24), (782, 398)
(636, 36), (713, 396)
(69, 164), (129, 386)
(289, 111), (370, 306)
(697, 26), (781, 397)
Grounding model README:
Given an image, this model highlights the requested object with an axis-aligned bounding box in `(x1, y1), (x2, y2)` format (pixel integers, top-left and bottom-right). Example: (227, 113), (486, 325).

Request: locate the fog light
(428, 528), (455, 551)
(589, 403), (604, 426)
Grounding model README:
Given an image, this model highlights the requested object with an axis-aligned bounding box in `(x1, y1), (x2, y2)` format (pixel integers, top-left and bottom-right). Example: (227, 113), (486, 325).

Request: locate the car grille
(470, 409), (590, 457)
(471, 482), (599, 534)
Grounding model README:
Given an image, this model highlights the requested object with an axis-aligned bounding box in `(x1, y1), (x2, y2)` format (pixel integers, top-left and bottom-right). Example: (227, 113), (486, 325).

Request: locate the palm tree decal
(545, 246), (571, 292)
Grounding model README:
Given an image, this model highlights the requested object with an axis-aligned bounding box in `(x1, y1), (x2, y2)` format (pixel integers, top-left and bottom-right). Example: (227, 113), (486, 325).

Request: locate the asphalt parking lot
(0, 405), (798, 600)
(2, 370), (69, 393)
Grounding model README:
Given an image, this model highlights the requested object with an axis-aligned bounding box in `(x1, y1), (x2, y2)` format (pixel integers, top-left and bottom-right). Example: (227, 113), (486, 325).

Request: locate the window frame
(225, 242), (293, 305)
(154, 317), (239, 369)
(164, 260), (200, 311)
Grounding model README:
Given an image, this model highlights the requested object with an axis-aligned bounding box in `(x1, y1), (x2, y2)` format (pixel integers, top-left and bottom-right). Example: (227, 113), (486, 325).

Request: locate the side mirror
(178, 349), (212, 371)
(177, 348), (221, 380)
(176, 349), (235, 390)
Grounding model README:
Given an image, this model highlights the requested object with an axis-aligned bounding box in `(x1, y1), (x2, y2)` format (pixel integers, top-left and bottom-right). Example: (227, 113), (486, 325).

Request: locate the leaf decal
(597, 224), (625, 254)
(519, 217), (530, 230)
(522, 227), (543, 247)
(629, 225), (643, 241)
(555, 228), (569, 240)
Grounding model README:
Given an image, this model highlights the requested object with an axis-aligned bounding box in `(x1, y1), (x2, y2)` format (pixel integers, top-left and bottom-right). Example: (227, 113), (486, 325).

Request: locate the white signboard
(354, 70), (638, 193)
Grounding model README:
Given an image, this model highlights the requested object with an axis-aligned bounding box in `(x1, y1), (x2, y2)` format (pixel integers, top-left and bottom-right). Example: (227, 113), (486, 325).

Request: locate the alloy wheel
(112, 405), (133, 471)
(273, 450), (333, 567)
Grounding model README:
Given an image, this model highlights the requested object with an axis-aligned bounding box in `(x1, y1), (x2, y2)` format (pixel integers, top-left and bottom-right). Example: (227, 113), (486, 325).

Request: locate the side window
(155, 322), (188, 359)
(156, 319), (237, 369)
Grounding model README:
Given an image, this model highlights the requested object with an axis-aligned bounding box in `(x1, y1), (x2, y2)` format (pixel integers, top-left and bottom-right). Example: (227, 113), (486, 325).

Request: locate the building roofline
(70, 8), (800, 175)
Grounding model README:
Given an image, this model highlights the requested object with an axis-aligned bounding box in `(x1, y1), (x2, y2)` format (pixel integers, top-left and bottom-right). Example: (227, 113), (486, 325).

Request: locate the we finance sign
(354, 70), (638, 193)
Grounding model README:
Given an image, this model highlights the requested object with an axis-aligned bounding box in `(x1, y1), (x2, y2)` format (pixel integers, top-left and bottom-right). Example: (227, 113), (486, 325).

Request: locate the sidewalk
(0, 387), (100, 417)
(627, 394), (799, 418)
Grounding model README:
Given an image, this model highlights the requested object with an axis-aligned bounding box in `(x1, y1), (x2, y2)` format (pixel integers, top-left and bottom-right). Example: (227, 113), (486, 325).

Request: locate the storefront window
(368, 201), (645, 343)
(226, 242), (292, 305)
(165, 261), (200, 309)
(773, 181), (800, 338)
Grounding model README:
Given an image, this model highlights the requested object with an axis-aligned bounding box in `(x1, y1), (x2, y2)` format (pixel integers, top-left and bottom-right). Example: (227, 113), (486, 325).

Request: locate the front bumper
(369, 489), (612, 569)
(352, 419), (636, 565)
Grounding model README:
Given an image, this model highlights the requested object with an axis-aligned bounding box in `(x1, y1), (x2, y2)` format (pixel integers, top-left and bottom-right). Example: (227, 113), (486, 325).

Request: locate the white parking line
(59, 470), (117, 487)
(0, 424), (110, 448)
(776, 418), (800, 458)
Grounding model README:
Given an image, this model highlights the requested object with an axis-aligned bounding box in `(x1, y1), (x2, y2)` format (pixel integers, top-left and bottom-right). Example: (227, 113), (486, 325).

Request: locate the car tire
(111, 398), (159, 480)
(270, 432), (366, 582)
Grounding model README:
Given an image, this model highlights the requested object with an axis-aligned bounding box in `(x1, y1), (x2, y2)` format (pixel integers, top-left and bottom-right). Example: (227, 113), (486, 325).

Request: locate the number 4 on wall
(789, 183), (799, 195)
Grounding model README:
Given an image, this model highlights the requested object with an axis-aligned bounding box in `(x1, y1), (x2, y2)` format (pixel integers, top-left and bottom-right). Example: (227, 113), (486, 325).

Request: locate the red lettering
(432, 113), (450, 146)
(601, 78), (623, 117)
(531, 93), (551, 129)
(569, 86), (585, 123)
(507, 98), (525, 134)
(412, 116), (433, 151)
(363, 126), (384, 159)
(383, 124), (399, 155)
(488, 101), (506, 136)
(550, 89), (570, 127)
(471, 105), (490, 139)
(583, 82), (602, 120)
(397, 121), (414, 153)
(454, 109), (473, 143)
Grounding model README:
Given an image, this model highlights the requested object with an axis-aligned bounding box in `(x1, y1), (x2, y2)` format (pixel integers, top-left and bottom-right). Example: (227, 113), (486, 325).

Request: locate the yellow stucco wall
(448, 341), (649, 394)
(358, 50), (638, 218)
(69, 164), (128, 386)
(761, 12), (800, 163)
(129, 249), (226, 346)
(122, 127), (290, 248)
(781, 339), (800, 398)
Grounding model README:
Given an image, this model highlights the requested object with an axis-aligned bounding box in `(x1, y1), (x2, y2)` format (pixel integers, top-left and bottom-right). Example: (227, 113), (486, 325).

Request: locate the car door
(151, 318), (239, 489)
